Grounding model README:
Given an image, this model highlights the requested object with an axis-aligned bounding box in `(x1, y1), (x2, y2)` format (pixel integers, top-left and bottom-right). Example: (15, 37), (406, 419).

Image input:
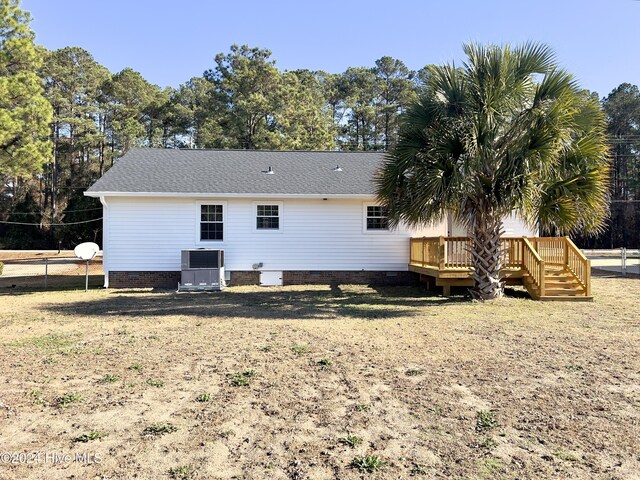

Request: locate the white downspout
(99, 196), (109, 288)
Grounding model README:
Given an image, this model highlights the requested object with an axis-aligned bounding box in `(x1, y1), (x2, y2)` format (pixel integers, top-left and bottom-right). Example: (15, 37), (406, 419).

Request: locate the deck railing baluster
(409, 236), (590, 300)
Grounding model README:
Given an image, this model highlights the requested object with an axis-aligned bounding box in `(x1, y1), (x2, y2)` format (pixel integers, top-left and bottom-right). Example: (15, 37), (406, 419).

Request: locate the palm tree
(376, 43), (610, 300)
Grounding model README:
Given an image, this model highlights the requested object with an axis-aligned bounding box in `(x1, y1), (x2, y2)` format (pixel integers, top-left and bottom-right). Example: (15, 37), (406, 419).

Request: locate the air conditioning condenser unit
(178, 249), (224, 291)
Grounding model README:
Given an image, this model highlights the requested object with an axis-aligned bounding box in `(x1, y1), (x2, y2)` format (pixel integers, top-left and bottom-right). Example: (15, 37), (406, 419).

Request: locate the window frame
(362, 203), (390, 233)
(253, 201), (283, 233)
(196, 201), (227, 244)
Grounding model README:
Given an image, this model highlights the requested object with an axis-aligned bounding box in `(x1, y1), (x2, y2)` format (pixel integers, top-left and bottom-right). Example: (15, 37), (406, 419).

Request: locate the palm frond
(375, 42), (609, 239)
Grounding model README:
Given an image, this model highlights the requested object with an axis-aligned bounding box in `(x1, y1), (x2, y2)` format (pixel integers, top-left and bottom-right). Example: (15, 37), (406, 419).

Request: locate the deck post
(564, 237), (569, 267)
(442, 284), (451, 297)
(585, 259), (591, 296)
(539, 260), (545, 297)
(438, 236), (446, 271)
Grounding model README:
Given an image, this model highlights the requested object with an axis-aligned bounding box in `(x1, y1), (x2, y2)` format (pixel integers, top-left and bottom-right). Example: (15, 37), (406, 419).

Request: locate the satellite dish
(74, 242), (99, 261)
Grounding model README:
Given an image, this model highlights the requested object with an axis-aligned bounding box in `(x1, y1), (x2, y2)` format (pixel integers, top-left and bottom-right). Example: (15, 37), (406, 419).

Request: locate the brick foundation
(282, 270), (417, 286)
(109, 271), (180, 289)
(108, 270), (417, 288)
(229, 271), (260, 286)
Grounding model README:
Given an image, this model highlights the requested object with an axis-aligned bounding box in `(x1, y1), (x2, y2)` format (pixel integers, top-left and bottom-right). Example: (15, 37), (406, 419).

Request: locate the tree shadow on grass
(503, 286), (531, 299)
(43, 285), (469, 321)
(0, 275), (104, 294)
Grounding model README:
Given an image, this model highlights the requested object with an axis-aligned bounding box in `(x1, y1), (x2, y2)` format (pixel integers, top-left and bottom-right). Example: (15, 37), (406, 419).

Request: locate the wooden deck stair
(409, 236), (593, 302)
(525, 266), (593, 301)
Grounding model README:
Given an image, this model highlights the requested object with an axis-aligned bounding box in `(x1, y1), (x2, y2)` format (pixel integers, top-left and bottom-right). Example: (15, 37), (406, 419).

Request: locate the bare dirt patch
(0, 278), (638, 479)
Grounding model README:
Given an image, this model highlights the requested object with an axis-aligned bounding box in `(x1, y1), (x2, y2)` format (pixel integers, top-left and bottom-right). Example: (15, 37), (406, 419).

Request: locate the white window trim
(253, 201), (284, 233)
(362, 202), (390, 234)
(195, 201), (227, 245)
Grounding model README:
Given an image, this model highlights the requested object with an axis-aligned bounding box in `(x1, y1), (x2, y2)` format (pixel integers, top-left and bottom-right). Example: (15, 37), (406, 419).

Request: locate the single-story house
(85, 148), (534, 289)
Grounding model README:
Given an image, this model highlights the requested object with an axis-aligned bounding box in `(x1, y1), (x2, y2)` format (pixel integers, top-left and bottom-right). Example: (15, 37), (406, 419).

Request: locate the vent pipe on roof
(333, 165), (342, 172)
(264, 166), (274, 175)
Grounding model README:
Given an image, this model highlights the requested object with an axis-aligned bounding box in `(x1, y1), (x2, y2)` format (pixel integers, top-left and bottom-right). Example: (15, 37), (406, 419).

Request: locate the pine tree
(3, 192), (44, 248)
(0, 0), (52, 176)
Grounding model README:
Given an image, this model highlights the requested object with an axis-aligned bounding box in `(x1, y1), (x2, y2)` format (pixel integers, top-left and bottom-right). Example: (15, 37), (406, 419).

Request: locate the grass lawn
(0, 277), (638, 479)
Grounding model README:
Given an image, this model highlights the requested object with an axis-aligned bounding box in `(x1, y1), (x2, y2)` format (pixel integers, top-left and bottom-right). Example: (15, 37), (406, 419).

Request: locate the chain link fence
(0, 251), (103, 290)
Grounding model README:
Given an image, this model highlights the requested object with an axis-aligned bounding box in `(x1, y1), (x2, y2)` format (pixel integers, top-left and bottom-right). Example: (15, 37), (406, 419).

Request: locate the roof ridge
(128, 147), (386, 154)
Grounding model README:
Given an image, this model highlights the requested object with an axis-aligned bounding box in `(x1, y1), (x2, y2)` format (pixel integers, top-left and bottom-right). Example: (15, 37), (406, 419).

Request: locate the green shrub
(55, 393), (84, 408)
(351, 455), (386, 472)
(98, 374), (119, 384)
(339, 434), (363, 448)
(143, 422), (178, 436)
(291, 344), (310, 356)
(195, 393), (211, 402)
(168, 465), (194, 479)
(476, 410), (498, 432)
(228, 370), (255, 387)
(146, 378), (164, 387)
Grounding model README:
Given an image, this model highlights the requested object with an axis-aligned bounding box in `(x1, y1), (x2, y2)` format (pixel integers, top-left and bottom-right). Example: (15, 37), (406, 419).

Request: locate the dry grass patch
(0, 279), (638, 479)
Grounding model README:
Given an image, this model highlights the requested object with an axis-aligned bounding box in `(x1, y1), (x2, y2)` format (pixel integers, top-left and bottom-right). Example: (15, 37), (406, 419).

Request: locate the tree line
(0, 0), (638, 248)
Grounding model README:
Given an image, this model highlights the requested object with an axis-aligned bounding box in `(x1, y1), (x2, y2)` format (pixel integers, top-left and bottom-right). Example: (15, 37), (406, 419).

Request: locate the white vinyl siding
(502, 213), (537, 237)
(103, 197), (446, 273)
(449, 213), (537, 237)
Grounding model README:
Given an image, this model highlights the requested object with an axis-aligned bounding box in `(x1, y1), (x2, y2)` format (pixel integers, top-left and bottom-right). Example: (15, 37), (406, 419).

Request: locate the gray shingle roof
(85, 148), (385, 196)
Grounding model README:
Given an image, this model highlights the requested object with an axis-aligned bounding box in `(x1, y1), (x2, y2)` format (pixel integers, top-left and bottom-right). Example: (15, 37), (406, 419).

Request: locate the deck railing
(531, 237), (566, 265)
(409, 236), (526, 270)
(409, 236), (591, 298)
(444, 237), (472, 268)
(565, 237), (591, 296)
(501, 237), (525, 268)
(409, 237), (441, 267)
(522, 237), (545, 296)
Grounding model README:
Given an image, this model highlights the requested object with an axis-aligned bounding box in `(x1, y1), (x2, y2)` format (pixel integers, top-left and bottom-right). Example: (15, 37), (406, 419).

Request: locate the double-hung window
(200, 204), (223, 240)
(366, 205), (389, 231)
(256, 204), (280, 230)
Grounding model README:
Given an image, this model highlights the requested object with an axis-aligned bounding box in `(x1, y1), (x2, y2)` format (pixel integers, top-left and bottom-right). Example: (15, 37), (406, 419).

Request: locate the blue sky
(23, 0), (640, 98)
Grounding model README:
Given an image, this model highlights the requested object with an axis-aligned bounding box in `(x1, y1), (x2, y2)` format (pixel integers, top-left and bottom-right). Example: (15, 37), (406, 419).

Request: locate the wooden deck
(409, 236), (592, 301)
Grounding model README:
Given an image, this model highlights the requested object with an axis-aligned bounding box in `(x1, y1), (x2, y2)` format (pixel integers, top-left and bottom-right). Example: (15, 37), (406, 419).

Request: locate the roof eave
(84, 191), (375, 199)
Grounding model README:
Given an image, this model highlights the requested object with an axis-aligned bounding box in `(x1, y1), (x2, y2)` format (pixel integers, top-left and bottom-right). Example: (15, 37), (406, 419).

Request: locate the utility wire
(4, 207), (103, 215)
(0, 217), (103, 226)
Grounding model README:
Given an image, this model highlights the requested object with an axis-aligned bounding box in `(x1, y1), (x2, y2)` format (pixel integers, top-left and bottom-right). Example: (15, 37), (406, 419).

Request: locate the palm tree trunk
(469, 213), (504, 300)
